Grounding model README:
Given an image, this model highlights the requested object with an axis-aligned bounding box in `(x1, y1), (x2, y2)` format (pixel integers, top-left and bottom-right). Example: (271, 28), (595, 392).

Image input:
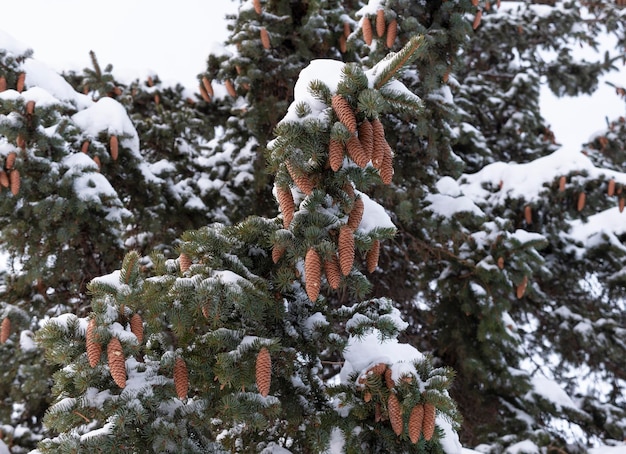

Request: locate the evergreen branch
(89, 50), (102, 79)
(374, 35), (425, 90)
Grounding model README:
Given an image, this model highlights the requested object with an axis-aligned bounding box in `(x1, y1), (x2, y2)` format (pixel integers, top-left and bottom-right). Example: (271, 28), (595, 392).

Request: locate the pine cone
(324, 255), (341, 290)
(473, 10), (483, 30)
(81, 140), (90, 154)
(224, 79), (237, 98)
(86, 319), (102, 367)
(346, 135), (369, 168)
(272, 244), (285, 263)
(130, 313), (143, 344)
(179, 253), (192, 273)
(0, 76), (6, 92)
(9, 170), (20, 196)
(371, 119), (386, 169)
(608, 179), (616, 197)
(358, 119), (374, 161)
(328, 138), (344, 172)
(364, 390), (372, 402)
(5, 151), (16, 170)
(199, 83), (212, 102)
(366, 240), (380, 273)
(16, 134), (25, 150)
(343, 21), (351, 38)
(1, 317), (10, 343)
(380, 144), (394, 184)
(524, 205), (532, 225)
(408, 404), (424, 443)
(286, 161), (314, 195)
(384, 367), (394, 389)
(376, 9), (386, 37)
(109, 135), (119, 160)
(253, 0), (262, 14)
(0, 171), (8, 188)
(305, 248), (322, 302)
(260, 27), (271, 49)
(386, 19), (398, 48)
(331, 95), (357, 134)
(348, 197), (364, 230)
(387, 393), (403, 436)
(497, 256), (505, 270)
(362, 16), (373, 45)
(256, 347), (272, 397)
(577, 192), (586, 211)
(202, 76), (214, 97)
(422, 403), (436, 441)
(154, 93), (161, 105)
(620, 197), (625, 213)
(516, 275), (528, 299)
(276, 186), (295, 228)
(343, 183), (355, 200)
(558, 175), (566, 192)
(338, 226), (355, 276)
(93, 155), (101, 171)
(338, 35), (347, 53)
(107, 337), (126, 388)
(16, 72), (25, 93)
(174, 357), (189, 399)
(25, 100), (35, 116)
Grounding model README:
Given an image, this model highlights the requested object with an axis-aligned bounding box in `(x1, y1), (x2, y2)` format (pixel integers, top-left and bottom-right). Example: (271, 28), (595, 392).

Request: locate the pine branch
(89, 50), (102, 79)
(374, 35), (425, 90)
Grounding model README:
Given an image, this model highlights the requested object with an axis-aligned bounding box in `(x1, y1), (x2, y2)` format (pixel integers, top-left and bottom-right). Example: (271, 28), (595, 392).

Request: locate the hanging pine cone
(516, 275), (528, 299)
(9, 169), (20, 196)
(1, 317), (10, 343)
(86, 319), (102, 367)
(524, 205), (532, 225)
(384, 367), (394, 389)
(422, 403), (436, 441)
(25, 100), (35, 115)
(620, 198), (625, 213)
(324, 255), (341, 290)
(358, 119), (374, 160)
(272, 244), (285, 263)
(276, 186), (295, 228)
(81, 140), (90, 154)
(174, 357), (189, 399)
(376, 9), (386, 37)
(109, 135), (119, 160)
(286, 161), (314, 195)
(305, 248), (322, 302)
(107, 337), (127, 388)
(179, 253), (192, 273)
(386, 19), (398, 48)
(328, 138), (344, 172)
(202, 76), (214, 97)
(224, 79), (237, 98)
(199, 83), (212, 102)
(387, 393), (403, 436)
(0, 76), (6, 92)
(380, 145), (394, 184)
(16, 72), (25, 93)
(473, 10), (483, 29)
(497, 256), (505, 270)
(339, 35), (347, 53)
(5, 151), (16, 170)
(362, 16), (373, 45)
(256, 347), (272, 397)
(348, 197), (364, 230)
(577, 192), (586, 211)
(130, 313), (143, 344)
(346, 135), (369, 168)
(371, 118), (386, 169)
(366, 240), (380, 273)
(343, 21), (351, 38)
(0, 171), (8, 188)
(408, 404), (424, 443)
(608, 178), (616, 197)
(16, 134), (26, 150)
(558, 175), (566, 192)
(331, 95), (357, 134)
(253, 0), (262, 14)
(260, 27), (271, 49)
(93, 155), (101, 171)
(338, 226), (355, 276)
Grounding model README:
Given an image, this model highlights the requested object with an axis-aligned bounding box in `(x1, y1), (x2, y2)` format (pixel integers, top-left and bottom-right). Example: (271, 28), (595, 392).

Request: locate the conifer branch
(374, 35), (425, 90)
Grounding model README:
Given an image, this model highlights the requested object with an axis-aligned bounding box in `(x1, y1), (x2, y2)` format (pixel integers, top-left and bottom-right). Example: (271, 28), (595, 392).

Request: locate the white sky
(1, 0), (624, 152)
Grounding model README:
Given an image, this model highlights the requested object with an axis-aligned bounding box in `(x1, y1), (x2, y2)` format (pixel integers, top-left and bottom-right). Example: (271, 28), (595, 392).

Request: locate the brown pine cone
(272, 244), (285, 263)
(179, 253), (192, 273)
(328, 138), (344, 172)
(81, 140), (90, 154)
(256, 347), (272, 397)
(9, 170), (20, 196)
(358, 120), (374, 162)
(305, 248), (322, 302)
(384, 368), (394, 389)
(202, 76), (214, 97)
(343, 21), (351, 38)
(620, 198), (625, 213)
(346, 135), (369, 168)
(524, 205), (532, 225)
(130, 313), (143, 344)
(386, 19), (398, 48)
(366, 240), (380, 273)
(422, 402), (436, 441)
(107, 337), (126, 388)
(253, 0), (262, 14)
(86, 319), (102, 367)
(0, 171), (8, 188)
(1, 317), (10, 343)
(577, 192), (586, 211)
(558, 175), (566, 192)
(516, 275), (528, 299)
(110, 135), (119, 160)
(347, 197), (364, 230)
(224, 79), (237, 98)
(608, 179), (616, 197)
(25, 100), (35, 116)
(362, 16), (373, 45)
(276, 186), (295, 228)
(376, 9), (386, 37)
(93, 155), (101, 171)
(408, 404), (424, 443)
(380, 144), (394, 184)
(16, 72), (25, 93)
(199, 83), (212, 102)
(174, 357), (189, 399)
(331, 95), (357, 134)
(371, 119), (386, 169)
(343, 183), (355, 200)
(5, 151), (16, 170)
(338, 226), (355, 276)
(324, 255), (341, 290)
(260, 28), (271, 49)
(286, 162), (314, 195)
(388, 393), (403, 436)
(0, 76), (6, 92)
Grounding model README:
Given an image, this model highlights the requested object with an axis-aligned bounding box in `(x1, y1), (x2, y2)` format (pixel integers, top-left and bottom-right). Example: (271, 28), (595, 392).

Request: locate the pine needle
(374, 35), (425, 90)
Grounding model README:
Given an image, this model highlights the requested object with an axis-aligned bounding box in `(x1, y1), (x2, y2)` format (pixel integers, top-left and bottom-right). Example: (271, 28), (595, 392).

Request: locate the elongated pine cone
(324, 255), (341, 290)
(344, 21), (351, 38)
(329, 138), (344, 172)
(199, 83), (211, 102)
(422, 403), (436, 441)
(362, 16), (373, 45)
(388, 393), (403, 436)
(366, 240), (380, 273)
(202, 76), (214, 97)
(0, 171), (8, 188)
(286, 162), (314, 195)
(371, 119), (386, 169)
(86, 319), (102, 367)
(110, 135), (119, 160)
(107, 337), (126, 388)
(16, 72), (25, 93)
(174, 357), (189, 399)
(608, 179), (616, 197)
(81, 140), (90, 154)
(272, 244), (285, 263)
(225, 79), (237, 98)
(346, 135), (369, 168)
(577, 192), (586, 211)
(338, 226), (355, 276)
(620, 197), (625, 213)
(558, 175), (566, 192)
(93, 155), (101, 171)
(376, 9), (386, 37)
(260, 27), (271, 49)
(253, 0), (262, 14)
(256, 347), (272, 397)
(1, 317), (10, 343)
(25, 100), (35, 115)
(16, 134), (26, 150)
(179, 253), (192, 273)
(305, 248), (322, 302)
(276, 186), (295, 228)
(516, 275), (528, 299)
(348, 197), (364, 230)
(331, 95), (357, 134)
(5, 151), (16, 170)
(524, 205), (532, 225)
(384, 367), (394, 389)
(10, 170), (20, 196)
(130, 313), (143, 344)
(408, 404), (424, 443)
(358, 120), (374, 160)
(380, 144), (394, 184)
(473, 9), (483, 30)
(0, 76), (6, 92)
(386, 19), (398, 48)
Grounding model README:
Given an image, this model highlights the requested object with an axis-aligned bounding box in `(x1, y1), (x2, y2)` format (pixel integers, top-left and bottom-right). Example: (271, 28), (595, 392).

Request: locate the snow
(0, 439), (9, 454)
(589, 444), (626, 454)
(526, 374), (579, 412)
(504, 440), (539, 454)
(19, 330), (37, 351)
(356, 190), (395, 232)
(91, 270), (124, 291)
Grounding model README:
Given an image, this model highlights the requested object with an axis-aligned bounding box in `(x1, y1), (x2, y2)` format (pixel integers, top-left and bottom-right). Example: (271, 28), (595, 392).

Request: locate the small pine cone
(305, 248), (322, 302)
(324, 255), (341, 290)
(81, 140), (90, 154)
(524, 205), (532, 225)
(199, 83), (212, 102)
(256, 347), (272, 397)
(276, 186), (295, 228)
(364, 390), (372, 402)
(25, 100), (35, 115)
(608, 179), (616, 197)
(347, 197), (364, 230)
(179, 253), (192, 273)
(286, 162), (314, 195)
(130, 313), (143, 344)
(371, 119), (386, 169)
(346, 135), (369, 168)
(408, 404), (424, 443)
(328, 138), (344, 172)
(272, 244), (285, 263)
(9, 170), (20, 196)
(16, 72), (25, 93)
(107, 337), (127, 388)
(473, 10), (483, 30)
(0, 76), (6, 92)
(422, 403), (436, 441)
(387, 393), (403, 436)
(558, 175), (566, 192)
(1, 317), (10, 343)
(0, 171), (9, 188)
(16, 134), (26, 150)
(225, 79), (237, 98)
(260, 27), (271, 50)
(370, 362), (387, 376)
(154, 93), (161, 105)
(384, 368), (394, 389)
(620, 198), (625, 213)
(386, 19), (398, 48)
(577, 192), (586, 211)
(109, 135), (119, 160)
(516, 275), (528, 299)
(338, 226), (355, 276)
(497, 256), (505, 270)
(331, 95), (357, 134)
(202, 76), (214, 97)
(380, 145), (394, 184)
(362, 16), (373, 45)
(174, 357), (189, 399)
(93, 155), (101, 171)
(366, 240), (380, 273)
(86, 319), (102, 367)
(376, 9), (386, 37)
(253, 0), (262, 14)
(5, 151), (17, 170)
(358, 120), (374, 161)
